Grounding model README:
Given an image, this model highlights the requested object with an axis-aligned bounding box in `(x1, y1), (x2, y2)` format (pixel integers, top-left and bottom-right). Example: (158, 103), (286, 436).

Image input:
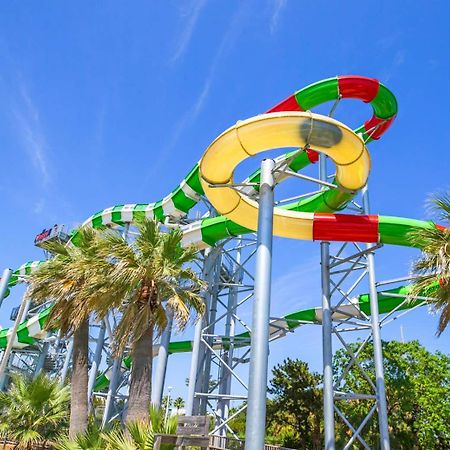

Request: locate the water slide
(0, 76), (443, 388)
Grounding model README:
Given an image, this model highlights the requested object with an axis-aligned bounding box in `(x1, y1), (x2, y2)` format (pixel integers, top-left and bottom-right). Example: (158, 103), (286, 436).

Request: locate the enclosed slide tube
(0, 76), (444, 389)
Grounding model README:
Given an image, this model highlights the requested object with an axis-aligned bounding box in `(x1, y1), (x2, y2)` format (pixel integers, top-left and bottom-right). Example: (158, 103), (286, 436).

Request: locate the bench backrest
(176, 415), (209, 436)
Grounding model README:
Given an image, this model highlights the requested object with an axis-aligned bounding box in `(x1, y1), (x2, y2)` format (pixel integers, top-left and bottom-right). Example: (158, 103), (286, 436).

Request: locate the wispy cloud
(142, 4), (249, 190)
(12, 83), (51, 186)
(269, 0), (287, 34)
(271, 257), (321, 316)
(381, 49), (406, 82)
(170, 0), (207, 65)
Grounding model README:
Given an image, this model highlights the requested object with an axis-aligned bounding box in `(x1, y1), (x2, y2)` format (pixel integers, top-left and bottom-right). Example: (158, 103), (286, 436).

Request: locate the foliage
(172, 397), (185, 414)
(333, 340), (450, 449)
(103, 421), (154, 450)
(0, 373), (70, 449)
(56, 408), (177, 450)
(408, 191), (450, 334)
(27, 228), (104, 336)
(267, 358), (322, 449)
(56, 422), (106, 450)
(85, 219), (206, 423)
(27, 228), (106, 437)
(88, 219), (206, 355)
(149, 404), (178, 434)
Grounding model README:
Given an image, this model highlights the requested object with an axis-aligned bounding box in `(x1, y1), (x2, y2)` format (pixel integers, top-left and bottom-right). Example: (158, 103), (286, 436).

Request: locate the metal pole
(186, 249), (216, 415)
(244, 158), (275, 450)
(60, 339), (74, 385)
(362, 185), (391, 450)
(152, 312), (173, 409)
(217, 242), (241, 436)
(0, 292), (31, 389)
(319, 154), (335, 450)
(164, 386), (173, 425)
(101, 356), (123, 428)
(0, 268), (12, 309)
(87, 320), (106, 411)
(199, 254), (221, 414)
(321, 242), (335, 450)
(33, 341), (50, 377)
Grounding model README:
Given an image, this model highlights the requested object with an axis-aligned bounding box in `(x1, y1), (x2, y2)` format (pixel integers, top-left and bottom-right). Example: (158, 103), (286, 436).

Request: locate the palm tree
(0, 373), (70, 449)
(27, 228), (105, 437)
(409, 192), (450, 334)
(173, 397), (185, 415)
(88, 219), (205, 423)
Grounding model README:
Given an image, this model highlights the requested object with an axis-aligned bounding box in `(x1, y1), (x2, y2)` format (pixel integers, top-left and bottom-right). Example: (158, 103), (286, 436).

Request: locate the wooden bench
(154, 415), (210, 450)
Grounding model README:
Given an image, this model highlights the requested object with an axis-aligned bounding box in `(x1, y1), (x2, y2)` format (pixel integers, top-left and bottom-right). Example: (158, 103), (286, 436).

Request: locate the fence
(210, 435), (294, 450)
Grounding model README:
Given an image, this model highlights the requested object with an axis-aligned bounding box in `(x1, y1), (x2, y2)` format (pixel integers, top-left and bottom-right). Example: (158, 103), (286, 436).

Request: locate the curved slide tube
(0, 76), (444, 390)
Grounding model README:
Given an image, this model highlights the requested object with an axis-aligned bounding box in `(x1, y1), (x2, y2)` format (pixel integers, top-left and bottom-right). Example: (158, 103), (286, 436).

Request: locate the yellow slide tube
(199, 112), (370, 240)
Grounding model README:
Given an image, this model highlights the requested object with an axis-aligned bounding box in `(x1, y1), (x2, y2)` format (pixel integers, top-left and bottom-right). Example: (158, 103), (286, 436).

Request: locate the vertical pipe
(321, 242), (335, 450)
(319, 154), (335, 450)
(152, 312), (173, 409)
(0, 293), (31, 389)
(199, 254), (221, 414)
(186, 249), (215, 415)
(60, 339), (74, 385)
(101, 356), (123, 428)
(33, 341), (50, 377)
(87, 320), (106, 410)
(244, 159), (275, 450)
(0, 268), (12, 309)
(216, 241), (241, 436)
(186, 316), (203, 415)
(362, 185), (391, 450)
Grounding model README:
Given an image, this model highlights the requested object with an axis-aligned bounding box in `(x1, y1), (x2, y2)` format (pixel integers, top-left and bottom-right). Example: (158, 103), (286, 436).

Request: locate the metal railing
(210, 435), (294, 450)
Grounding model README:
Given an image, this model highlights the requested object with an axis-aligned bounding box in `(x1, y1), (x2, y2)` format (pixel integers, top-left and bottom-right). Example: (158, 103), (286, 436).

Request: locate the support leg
(244, 159), (275, 450)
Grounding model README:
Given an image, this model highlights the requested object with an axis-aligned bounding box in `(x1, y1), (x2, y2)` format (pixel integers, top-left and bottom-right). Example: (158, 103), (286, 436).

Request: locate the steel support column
(186, 249), (217, 415)
(33, 341), (50, 377)
(319, 154), (336, 450)
(60, 339), (73, 385)
(216, 244), (241, 436)
(199, 253), (222, 415)
(321, 241), (335, 450)
(245, 158), (275, 450)
(102, 356), (123, 428)
(362, 185), (390, 450)
(87, 320), (107, 411)
(0, 292), (31, 390)
(152, 312), (173, 409)
(0, 268), (12, 309)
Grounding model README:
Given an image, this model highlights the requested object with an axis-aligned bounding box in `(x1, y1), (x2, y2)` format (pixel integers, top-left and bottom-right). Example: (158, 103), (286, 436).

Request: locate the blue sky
(0, 1), (449, 401)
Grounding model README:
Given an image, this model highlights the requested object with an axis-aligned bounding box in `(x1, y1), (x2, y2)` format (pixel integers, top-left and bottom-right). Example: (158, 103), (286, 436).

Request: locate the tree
(267, 358), (323, 449)
(333, 340), (450, 449)
(173, 397), (185, 414)
(408, 192), (450, 334)
(0, 373), (70, 449)
(89, 219), (205, 423)
(27, 228), (105, 437)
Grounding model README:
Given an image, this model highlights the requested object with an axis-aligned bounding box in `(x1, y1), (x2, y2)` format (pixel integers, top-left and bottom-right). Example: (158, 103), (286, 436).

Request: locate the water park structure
(0, 75), (444, 450)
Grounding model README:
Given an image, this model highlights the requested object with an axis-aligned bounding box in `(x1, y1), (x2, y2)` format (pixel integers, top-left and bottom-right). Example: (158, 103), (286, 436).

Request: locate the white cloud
(33, 199), (45, 215)
(142, 4), (249, 188)
(381, 49), (406, 83)
(270, 0), (287, 35)
(170, 0), (207, 65)
(271, 257), (321, 317)
(13, 83), (51, 186)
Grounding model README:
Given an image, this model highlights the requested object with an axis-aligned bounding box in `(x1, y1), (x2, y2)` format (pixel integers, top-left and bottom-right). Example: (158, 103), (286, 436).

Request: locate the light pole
(164, 385), (173, 426)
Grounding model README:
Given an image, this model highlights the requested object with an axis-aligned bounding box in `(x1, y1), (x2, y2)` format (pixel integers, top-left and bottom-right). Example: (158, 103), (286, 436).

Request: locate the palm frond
(408, 190), (450, 335)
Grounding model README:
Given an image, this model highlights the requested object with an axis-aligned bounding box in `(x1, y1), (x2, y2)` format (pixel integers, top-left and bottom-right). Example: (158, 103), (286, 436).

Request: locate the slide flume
(0, 76), (443, 390)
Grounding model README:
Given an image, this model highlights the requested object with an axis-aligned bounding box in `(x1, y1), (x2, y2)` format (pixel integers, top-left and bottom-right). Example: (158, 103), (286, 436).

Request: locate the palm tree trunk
(126, 325), (153, 423)
(69, 319), (89, 438)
